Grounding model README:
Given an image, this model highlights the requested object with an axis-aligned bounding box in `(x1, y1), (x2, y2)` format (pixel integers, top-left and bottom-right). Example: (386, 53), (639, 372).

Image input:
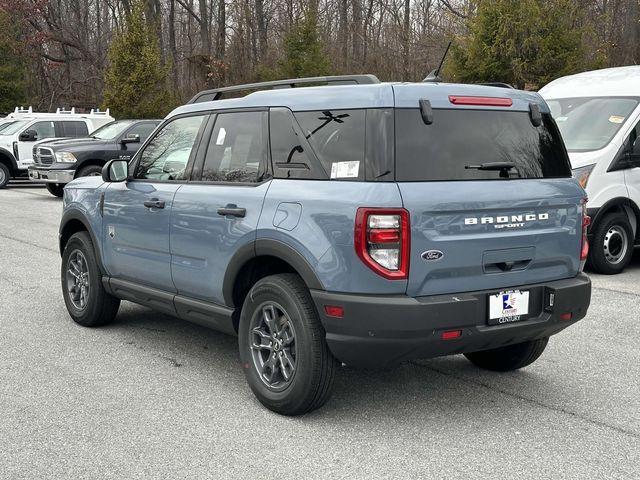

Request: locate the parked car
(29, 119), (161, 197)
(540, 66), (640, 274)
(0, 108), (114, 188)
(59, 75), (591, 415)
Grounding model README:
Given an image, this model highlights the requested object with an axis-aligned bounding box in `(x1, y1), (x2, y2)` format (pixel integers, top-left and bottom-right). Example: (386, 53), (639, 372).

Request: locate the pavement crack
(409, 360), (640, 440)
(592, 285), (640, 298)
(0, 231), (58, 253)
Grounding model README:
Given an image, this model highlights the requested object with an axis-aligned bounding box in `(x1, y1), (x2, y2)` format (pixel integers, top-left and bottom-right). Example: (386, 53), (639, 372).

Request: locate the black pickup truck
(28, 119), (161, 196)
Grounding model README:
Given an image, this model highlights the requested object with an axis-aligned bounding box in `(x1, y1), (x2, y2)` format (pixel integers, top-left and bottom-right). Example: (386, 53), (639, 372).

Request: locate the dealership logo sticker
(422, 250), (444, 261)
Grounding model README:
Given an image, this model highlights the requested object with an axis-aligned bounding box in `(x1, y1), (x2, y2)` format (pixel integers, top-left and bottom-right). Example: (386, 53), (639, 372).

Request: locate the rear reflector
(441, 330), (462, 340)
(324, 305), (344, 318)
(560, 312), (572, 321)
(448, 95), (513, 107)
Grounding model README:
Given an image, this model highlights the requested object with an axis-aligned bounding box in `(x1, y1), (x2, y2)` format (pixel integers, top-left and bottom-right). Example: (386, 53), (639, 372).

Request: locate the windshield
(0, 121), (17, 133)
(546, 97), (639, 152)
(90, 120), (135, 140)
(0, 120), (28, 136)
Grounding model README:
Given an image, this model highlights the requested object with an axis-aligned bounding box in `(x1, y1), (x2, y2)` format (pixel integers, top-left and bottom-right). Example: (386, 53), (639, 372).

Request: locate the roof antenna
(423, 41), (452, 83)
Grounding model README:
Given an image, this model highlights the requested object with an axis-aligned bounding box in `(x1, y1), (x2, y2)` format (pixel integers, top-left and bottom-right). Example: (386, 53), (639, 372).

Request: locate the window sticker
(609, 115), (625, 124)
(216, 127), (226, 145)
(330, 161), (360, 179)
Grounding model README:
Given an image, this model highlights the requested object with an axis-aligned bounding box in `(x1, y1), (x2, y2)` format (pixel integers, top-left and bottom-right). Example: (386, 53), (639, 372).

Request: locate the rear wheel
(464, 337), (549, 372)
(238, 273), (337, 415)
(0, 163), (10, 188)
(588, 213), (634, 275)
(61, 231), (120, 327)
(45, 183), (65, 197)
(77, 164), (103, 178)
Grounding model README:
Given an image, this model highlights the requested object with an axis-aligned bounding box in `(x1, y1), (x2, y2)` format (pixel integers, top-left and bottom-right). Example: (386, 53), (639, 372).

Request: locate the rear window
(395, 109), (571, 181)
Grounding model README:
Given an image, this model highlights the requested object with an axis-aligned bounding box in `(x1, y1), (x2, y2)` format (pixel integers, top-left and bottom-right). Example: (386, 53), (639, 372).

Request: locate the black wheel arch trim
(59, 208), (107, 274)
(588, 197), (639, 238)
(222, 238), (325, 307)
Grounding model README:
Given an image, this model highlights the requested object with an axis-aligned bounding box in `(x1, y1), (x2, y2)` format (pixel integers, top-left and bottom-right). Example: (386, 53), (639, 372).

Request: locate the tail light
(355, 208), (410, 280)
(580, 201), (590, 262)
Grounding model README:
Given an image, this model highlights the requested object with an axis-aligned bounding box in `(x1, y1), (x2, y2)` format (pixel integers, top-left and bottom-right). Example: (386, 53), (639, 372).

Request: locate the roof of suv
(170, 82), (547, 118)
(540, 66), (640, 99)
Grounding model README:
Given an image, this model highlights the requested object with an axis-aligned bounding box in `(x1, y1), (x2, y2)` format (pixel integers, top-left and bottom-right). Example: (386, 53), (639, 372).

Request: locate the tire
(588, 212), (634, 275)
(77, 164), (103, 178)
(0, 162), (10, 188)
(45, 183), (65, 197)
(238, 273), (337, 415)
(61, 231), (120, 327)
(464, 337), (549, 372)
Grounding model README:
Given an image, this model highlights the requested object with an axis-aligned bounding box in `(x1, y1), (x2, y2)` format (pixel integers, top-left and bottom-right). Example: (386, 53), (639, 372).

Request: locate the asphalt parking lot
(1, 181), (639, 479)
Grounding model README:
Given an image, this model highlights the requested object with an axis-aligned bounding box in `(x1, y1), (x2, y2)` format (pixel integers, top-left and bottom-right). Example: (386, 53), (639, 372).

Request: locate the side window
(269, 108), (326, 180)
(58, 121), (89, 138)
(28, 121), (55, 141)
(127, 122), (158, 142)
(294, 109), (366, 180)
(201, 111), (267, 183)
(135, 115), (206, 181)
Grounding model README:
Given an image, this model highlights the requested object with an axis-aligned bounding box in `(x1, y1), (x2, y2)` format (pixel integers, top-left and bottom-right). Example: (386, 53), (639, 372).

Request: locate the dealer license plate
(488, 290), (529, 325)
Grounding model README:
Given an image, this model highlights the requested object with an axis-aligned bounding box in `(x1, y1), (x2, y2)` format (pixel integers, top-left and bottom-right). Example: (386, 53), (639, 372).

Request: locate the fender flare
(222, 238), (325, 307)
(588, 197), (639, 238)
(0, 147), (17, 171)
(59, 208), (107, 274)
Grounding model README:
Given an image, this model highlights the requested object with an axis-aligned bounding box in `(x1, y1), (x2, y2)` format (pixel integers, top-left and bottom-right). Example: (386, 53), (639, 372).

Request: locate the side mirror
(121, 133), (140, 144)
(102, 159), (128, 182)
(19, 129), (37, 142)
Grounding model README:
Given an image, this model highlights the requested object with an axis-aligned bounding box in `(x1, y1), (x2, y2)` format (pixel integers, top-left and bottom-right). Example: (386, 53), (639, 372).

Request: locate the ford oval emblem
(422, 250), (444, 261)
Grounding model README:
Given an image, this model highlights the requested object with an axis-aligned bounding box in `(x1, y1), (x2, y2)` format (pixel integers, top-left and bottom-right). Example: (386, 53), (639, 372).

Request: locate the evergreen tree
(276, 15), (331, 79)
(0, 12), (27, 113)
(102, 1), (176, 118)
(447, 0), (603, 89)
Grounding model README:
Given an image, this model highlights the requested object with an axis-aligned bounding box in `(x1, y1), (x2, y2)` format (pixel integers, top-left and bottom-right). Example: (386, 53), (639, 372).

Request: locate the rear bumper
(311, 273), (591, 368)
(28, 166), (74, 184)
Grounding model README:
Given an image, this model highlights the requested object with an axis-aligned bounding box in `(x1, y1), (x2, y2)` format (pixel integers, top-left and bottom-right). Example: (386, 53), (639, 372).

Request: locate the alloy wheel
(66, 250), (90, 310)
(249, 302), (297, 391)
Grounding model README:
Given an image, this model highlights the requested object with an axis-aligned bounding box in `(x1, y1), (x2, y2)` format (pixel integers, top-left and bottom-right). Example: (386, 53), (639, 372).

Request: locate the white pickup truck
(0, 107), (114, 188)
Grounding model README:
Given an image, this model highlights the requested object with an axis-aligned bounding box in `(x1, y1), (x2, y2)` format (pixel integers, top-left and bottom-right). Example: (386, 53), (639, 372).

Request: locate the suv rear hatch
(394, 90), (586, 297)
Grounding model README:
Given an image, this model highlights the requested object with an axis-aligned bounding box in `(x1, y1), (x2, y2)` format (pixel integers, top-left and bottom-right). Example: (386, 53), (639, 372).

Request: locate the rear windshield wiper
(465, 162), (516, 178)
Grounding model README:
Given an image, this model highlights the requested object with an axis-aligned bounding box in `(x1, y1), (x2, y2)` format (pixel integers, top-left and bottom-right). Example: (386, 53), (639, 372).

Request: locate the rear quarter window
(395, 109), (571, 181)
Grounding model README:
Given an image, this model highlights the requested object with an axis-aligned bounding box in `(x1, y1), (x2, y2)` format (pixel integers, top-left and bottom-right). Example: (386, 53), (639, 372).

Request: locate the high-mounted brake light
(448, 95), (513, 107)
(355, 208), (410, 280)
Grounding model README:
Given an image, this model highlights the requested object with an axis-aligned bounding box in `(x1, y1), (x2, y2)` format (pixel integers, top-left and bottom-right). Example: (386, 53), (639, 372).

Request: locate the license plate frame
(488, 290), (530, 325)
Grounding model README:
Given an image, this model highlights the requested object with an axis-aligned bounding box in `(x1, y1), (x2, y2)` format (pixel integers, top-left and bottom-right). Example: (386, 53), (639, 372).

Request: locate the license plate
(488, 290), (530, 325)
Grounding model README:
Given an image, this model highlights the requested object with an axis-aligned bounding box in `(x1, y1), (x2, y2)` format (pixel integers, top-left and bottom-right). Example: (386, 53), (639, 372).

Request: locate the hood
(39, 136), (110, 151)
(567, 150), (606, 169)
(66, 174), (104, 189)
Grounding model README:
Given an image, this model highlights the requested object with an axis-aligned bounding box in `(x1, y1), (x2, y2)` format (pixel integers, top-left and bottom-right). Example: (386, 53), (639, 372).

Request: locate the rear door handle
(143, 198), (165, 209)
(217, 204), (246, 218)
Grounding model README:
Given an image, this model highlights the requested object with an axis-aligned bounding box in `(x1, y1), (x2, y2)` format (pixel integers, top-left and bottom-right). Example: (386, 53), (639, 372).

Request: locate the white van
(540, 66), (640, 274)
(0, 108), (114, 188)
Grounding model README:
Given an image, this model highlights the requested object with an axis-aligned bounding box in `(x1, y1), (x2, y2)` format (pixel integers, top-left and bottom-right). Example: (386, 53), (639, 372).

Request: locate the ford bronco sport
(58, 75), (592, 415)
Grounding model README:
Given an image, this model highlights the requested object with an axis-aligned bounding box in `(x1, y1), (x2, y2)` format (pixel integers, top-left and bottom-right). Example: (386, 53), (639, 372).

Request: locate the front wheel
(0, 162), (10, 188)
(238, 273), (337, 415)
(588, 213), (634, 275)
(61, 231), (120, 327)
(45, 183), (65, 197)
(464, 337), (549, 372)
(77, 164), (103, 178)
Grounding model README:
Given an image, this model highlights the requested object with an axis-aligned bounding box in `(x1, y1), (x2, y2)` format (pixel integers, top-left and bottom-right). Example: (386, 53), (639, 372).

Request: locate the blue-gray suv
(59, 75), (592, 415)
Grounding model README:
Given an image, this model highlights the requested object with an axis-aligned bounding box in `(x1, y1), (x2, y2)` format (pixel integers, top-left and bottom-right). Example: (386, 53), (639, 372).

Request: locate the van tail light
(355, 208), (410, 280)
(580, 201), (590, 263)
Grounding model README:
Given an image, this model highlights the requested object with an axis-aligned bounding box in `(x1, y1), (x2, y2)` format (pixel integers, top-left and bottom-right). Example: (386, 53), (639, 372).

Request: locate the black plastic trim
(59, 209), (107, 274)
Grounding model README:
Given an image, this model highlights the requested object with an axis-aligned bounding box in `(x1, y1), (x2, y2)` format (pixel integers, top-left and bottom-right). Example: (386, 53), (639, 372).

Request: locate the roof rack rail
(188, 74), (381, 104)
(476, 82), (515, 89)
(90, 108), (110, 116)
(14, 106), (33, 114)
(55, 107), (76, 115)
